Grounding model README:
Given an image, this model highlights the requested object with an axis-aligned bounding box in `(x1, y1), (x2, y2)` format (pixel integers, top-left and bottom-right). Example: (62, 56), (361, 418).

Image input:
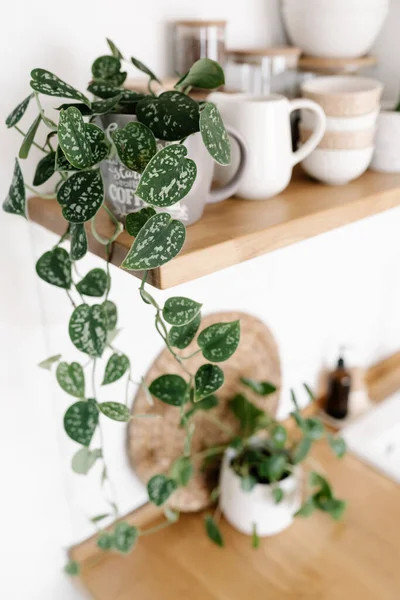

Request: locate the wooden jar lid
(298, 55), (378, 74)
(174, 20), (227, 27)
(228, 47), (301, 58)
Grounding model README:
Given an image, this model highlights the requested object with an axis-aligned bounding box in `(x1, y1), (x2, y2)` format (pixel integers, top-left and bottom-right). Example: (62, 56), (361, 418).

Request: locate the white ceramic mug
(208, 92), (326, 200)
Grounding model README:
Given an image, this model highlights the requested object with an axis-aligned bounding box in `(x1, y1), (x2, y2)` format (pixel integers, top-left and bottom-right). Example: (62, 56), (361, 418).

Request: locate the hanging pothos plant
(4, 39), (241, 573)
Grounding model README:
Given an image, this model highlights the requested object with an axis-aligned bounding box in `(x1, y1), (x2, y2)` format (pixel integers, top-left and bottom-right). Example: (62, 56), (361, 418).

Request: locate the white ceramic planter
(371, 110), (400, 173)
(219, 448), (302, 536)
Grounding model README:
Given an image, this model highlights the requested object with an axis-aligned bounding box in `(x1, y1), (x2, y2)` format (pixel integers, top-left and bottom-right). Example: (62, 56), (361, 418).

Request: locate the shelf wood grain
(29, 169), (400, 289)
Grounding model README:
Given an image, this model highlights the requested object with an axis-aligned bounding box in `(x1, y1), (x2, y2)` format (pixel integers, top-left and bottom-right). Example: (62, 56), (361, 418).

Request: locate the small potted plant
(371, 96), (400, 173)
(205, 379), (346, 544)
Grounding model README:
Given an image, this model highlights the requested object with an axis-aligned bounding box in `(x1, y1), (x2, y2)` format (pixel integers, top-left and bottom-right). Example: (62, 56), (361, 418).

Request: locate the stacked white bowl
(281, 0), (389, 58)
(299, 76), (383, 185)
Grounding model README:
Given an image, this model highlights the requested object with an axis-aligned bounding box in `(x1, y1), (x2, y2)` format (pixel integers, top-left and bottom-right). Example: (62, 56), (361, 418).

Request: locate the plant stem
(139, 520), (173, 537)
(34, 92), (58, 130)
(24, 184), (56, 199)
(91, 212), (123, 246)
(14, 126), (48, 153)
(66, 290), (77, 308)
(201, 413), (235, 437)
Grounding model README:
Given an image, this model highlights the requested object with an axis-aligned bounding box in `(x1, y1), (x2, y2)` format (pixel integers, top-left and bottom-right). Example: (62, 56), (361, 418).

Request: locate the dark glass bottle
(325, 357), (351, 420)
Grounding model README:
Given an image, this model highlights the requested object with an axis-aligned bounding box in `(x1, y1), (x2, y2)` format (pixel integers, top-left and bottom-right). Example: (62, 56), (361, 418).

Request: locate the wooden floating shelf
(29, 169), (400, 290)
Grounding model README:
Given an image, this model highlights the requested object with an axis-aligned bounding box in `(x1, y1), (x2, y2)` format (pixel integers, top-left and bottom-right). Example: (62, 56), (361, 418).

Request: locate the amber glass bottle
(325, 357), (352, 419)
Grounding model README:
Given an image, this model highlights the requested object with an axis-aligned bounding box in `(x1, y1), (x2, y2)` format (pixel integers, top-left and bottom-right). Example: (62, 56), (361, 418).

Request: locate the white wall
(1, 1), (400, 599)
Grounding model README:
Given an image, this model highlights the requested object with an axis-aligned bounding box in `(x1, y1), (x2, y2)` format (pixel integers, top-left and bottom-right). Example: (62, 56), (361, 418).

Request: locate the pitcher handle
(207, 126), (248, 204)
(289, 98), (326, 166)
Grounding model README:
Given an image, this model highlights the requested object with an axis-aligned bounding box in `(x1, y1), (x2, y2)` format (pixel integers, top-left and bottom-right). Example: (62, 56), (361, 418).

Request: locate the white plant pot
(370, 110), (400, 173)
(219, 448), (302, 536)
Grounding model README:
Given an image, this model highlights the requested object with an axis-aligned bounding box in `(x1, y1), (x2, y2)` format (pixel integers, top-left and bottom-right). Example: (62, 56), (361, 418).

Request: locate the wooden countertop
(29, 168), (400, 289)
(71, 441), (400, 600)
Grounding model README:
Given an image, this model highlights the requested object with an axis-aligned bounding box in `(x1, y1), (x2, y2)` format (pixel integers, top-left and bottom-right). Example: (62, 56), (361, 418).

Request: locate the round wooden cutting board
(127, 311), (281, 511)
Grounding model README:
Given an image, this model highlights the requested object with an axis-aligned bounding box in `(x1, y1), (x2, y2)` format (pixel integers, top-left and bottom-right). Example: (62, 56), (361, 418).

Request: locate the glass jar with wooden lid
(174, 20), (227, 77)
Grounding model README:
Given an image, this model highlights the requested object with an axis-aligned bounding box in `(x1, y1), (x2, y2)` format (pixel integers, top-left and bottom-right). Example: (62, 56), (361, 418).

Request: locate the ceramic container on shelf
(301, 147), (374, 186)
(208, 92), (326, 200)
(220, 448), (302, 536)
(371, 104), (400, 173)
(281, 0), (389, 59)
(99, 113), (247, 226)
(299, 127), (376, 151)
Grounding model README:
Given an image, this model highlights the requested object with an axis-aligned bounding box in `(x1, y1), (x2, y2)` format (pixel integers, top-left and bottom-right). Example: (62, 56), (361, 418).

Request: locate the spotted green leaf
(240, 378), (277, 397)
(137, 91), (199, 141)
(200, 102), (231, 165)
(85, 123), (109, 165)
(55, 145), (77, 172)
(69, 304), (107, 357)
(177, 58), (225, 90)
(102, 353), (130, 385)
(295, 497), (316, 518)
(91, 95), (123, 114)
(70, 223), (88, 261)
(121, 212), (186, 271)
(149, 374), (187, 406)
(76, 268), (108, 297)
(102, 300), (118, 331)
(136, 145), (196, 207)
(36, 248), (71, 289)
(205, 514), (224, 547)
(113, 522), (139, 554)
(170, 456), (193, 487)
(87, 81), (145, 103)
(3, 159), (26, 218)
(125, 207), (156, 237)
(57, 169), (104, 223)
(64, 560), (80, 576)
(71, 447), (102, 475)
(197, 320), (240, 363)
(97, 532), (114, 550)
(163, 296), (202, 327)
(30, 69), (90, 106)
(33, 151), (56, 186)
(92, 55), (126, 87)
(38, 354), (62, 370)
(107, 38), (124, 59)
(194, 364), (224, 402)
(56, 361), (85, 398)
(58, 107), (92, 169)
(130, 56), (161, 83)
(169, 312), (201, 350)
(99, 401), (130, 422)
(64, 399), (98, 446)
(327, 434), (346, 459)
(18, 114), (41, 160)
(147, 474), (177, 506)
(182, 394), (218, 423)
(6, 93), (33, 128)
(112, 122), (157, 173)
(292, 436), (312, 464)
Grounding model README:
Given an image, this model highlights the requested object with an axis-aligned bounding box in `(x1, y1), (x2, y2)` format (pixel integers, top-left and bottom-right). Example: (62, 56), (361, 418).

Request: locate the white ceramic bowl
(282, 4), (388, 58)
(301, 109), (379, 132)
(282, 0), (388, 11)
(301, 147), (374, 185)
(371, 111), (400, 173)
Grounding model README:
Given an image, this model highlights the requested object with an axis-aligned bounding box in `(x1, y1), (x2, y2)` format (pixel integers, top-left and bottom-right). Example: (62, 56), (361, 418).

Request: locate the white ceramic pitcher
(208, 92), (326, 200)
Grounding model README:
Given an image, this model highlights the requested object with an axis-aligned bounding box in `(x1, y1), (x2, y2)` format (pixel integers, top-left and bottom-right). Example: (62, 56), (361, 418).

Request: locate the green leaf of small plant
(271, 425), (287, 449)
(57, 169), (104, 223)
(169, 313), (201, 350)
(228, 394), (265, 436)
(182, 394), (218, 423)
(112, 122), (157, 173)
(88, 81), (145, 103)
(85, 123), (109, 165)
(102, 300), (118, 331)
(303, 383), (315, 401)
(71, 447), (102, 475)
(92, 55), (126, 87)
(113, 522), (139, 554)
(55, 145), (78, 172)
(19, 114), (41, 159)
(136, 145), (197, 207)
(163, 296), (202, 327)
(38, 353), (62, 370)
(33, 151), (56, 186)
(147, 474), (177, 506)
(102, 353), (130, 385)
(125, 207), (156, 237)
(304, 417), (324, 440)
(30, 69), (91, 106)
(6, 93), (33, 128)
(267, 454), (287, 482)
(64, 399), (99, 446)
(70, 223), (88, 261)
(64, 560), (80, 576)
(200, 102), (231, 165)
(58, 107), (92, 169)
(69, 304), (107, 357)
(136, 91), (199, 141)
(194, 364), (224, 401)
(3, 159), (26, 218)
(131, 56), (161, 83)
(56, 361), (85, 398)
(176, 58), (225, 90)
(295, 497), (316, 518)
(149, 374), (187, 406)
(107, 38), (124, 59)
(170, 456), (193, 487)
(205, 514), (224, 547)
(121, 212), (186, 271)
(91, 513), (110, 524)
(315, 496), (347, 521)
(272, 487), (284, 504)
(36, 248), (72, 289)
(97, 532), (114, 551)
(292, 436), (312, 464)
(240, 378), (277, 397)
(76, 268), (108, 297)
(252, 523), (260, 549)
(99, 401), (130, 422)
(241, 475), (257, 492)
(198, 320), (240, 363)
(309, 472), (332, 497)
(164, 506), (180, 522)
(327, 434), (346, 459)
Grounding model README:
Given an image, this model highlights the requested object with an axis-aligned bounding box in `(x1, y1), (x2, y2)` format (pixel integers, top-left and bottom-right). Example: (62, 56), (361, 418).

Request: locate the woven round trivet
(127, 311), (281, 512)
